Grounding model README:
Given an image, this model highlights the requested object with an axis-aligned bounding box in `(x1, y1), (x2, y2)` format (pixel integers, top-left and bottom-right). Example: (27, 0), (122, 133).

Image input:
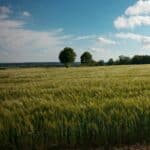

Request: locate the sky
(0, 0), (150, 62)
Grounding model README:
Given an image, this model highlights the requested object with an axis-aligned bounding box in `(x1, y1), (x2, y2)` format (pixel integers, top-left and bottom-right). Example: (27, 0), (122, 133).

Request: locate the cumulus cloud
(22, 11), (31, 17)
(116, 32), (150, 50)
(114, 15), (150, 29)
(97, 37), (116, 45)
(125, 0), (150, 16)
(114, 0), (150, 29)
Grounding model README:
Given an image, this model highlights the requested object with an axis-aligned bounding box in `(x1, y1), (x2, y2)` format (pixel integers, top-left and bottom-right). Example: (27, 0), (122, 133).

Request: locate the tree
(118, 55), (131, 65)
(107, 58), (114, 65)
(59, 47), (76, 67)
(80, 52), (93, 65)
(98, 60), (105, 66)
(131, 55), (150, 64)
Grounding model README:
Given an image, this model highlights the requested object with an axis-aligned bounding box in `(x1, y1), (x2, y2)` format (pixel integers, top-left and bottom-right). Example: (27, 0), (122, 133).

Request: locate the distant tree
(80, 52), (93, 65)
(98, 60), (105, 66)
(131, 55), (150, 64)
(118, 55), (131, 65)
(90, 60), (97, 66)
(59, 47), (76, 67)
(107, 58), (114, 65)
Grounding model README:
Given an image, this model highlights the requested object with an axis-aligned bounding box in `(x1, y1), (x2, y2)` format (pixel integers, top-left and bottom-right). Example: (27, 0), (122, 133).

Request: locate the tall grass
(0, 65), (150, 149)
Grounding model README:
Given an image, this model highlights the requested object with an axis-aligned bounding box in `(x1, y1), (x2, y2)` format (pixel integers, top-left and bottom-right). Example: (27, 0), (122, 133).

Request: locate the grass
(0, 65), (150, 149)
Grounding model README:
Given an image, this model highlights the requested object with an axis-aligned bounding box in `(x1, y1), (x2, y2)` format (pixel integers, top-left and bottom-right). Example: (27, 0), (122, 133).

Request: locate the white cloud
(90, 47), (105, 53)
(116, 32), (150, 50)
(114, 0), (150, 29)
(0, 7), (71, 62)
(88, 47), (116, 61)
(84, 37), (117, 61)
(75, 35), (96, 40)
(0, 6), (11, 19)
(74, 35), (117, 47)
(22, 11), (31, 17)
(114, 15), (150, 29)
(0, 6), (11, 14)
(97, 37), (116, 45)
(0, 19), (25, 28)
(125, 0), (150, 16)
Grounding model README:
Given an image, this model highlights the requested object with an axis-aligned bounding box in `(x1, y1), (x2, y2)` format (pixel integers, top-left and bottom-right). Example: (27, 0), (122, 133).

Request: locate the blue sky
(0, 0), (150, 62)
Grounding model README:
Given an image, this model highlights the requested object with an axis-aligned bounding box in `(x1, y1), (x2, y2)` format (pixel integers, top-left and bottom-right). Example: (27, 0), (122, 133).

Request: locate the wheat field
(0, 65), (150, 149)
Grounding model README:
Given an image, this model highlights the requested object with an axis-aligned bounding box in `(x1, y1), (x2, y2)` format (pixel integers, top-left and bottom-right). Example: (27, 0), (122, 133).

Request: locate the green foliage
(59, 47), (76, 67)
(109, 55), (150, 66)
(98, 60), (105, 66)
(107, 58), (114, 65)
(80, 51), (93, 65)
(0, 65), (150, 149)
(118, 55), (131, 65)
(131, 55), (150, 64)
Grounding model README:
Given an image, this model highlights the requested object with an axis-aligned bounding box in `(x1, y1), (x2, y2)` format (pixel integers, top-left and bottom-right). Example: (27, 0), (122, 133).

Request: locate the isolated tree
(98, 60), (105, 66)
(80, 52), (93, 65)
(107, 58), (114, 65)
(59, 47), (76, 67)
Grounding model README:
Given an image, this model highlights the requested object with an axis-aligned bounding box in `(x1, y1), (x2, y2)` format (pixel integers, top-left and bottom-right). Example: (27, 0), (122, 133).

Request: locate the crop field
(0, 65), (150, 149)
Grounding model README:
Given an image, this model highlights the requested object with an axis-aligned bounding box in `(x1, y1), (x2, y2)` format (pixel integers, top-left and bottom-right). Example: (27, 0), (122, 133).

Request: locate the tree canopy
(58, 47), (150, 67)
(80, 52), (93, 65)
(59, 47), (76, 67)
(107, 58), (114, 65)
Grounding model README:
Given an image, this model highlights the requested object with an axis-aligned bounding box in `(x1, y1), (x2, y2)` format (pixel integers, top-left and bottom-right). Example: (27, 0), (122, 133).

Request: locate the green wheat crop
(0, 65), (150, 149)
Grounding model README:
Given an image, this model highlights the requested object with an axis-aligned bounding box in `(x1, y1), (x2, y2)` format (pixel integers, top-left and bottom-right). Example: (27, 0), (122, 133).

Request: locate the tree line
(59, 47), (150, 67)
